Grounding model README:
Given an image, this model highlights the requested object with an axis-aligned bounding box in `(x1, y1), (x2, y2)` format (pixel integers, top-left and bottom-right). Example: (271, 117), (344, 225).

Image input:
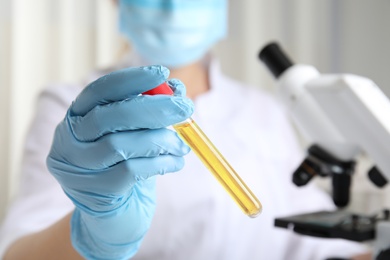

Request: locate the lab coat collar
(192, 56), (234, 124)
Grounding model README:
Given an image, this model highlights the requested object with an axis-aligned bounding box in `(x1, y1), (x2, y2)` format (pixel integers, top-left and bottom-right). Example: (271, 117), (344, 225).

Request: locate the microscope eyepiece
(258, 42), (293, 79)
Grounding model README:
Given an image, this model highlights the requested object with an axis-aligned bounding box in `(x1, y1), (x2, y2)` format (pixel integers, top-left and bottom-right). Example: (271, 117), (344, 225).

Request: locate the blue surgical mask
(119, 0), (227, 68)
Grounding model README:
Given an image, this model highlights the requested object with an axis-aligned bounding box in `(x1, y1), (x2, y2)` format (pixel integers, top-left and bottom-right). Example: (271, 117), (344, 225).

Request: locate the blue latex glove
(47, 65), (194, 260)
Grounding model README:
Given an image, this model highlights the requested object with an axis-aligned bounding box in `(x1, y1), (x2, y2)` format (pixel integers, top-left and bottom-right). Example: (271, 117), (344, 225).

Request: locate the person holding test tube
(0, 0), (371, 259)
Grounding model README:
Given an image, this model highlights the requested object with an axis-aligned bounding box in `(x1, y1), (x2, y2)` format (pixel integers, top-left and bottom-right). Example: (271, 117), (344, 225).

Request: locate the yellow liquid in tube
(173, 118), (262, 217)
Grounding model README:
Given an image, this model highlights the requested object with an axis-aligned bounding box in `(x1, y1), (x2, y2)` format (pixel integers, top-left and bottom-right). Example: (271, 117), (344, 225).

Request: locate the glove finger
(69, 95), (194, 142)
(168, 79), (187, 97)
(71, 65), (169, 117)
(53, 127), (190, 170)
(65, 176), (157, 215)
(48, 154), (185, 209)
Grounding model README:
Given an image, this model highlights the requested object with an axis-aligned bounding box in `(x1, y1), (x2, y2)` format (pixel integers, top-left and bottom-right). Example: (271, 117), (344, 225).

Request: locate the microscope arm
(306, 74), (390, 182)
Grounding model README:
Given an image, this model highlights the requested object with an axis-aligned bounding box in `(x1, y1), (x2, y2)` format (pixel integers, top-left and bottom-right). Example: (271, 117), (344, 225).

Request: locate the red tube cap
(142, 82), (173, 96)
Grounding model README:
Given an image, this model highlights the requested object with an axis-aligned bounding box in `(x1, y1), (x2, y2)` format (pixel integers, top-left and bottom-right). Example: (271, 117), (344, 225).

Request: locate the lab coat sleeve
(0, 84), (79, 258)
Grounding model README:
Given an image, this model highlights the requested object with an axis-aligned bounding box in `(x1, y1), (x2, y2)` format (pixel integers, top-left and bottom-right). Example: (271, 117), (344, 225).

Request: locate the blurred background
(1, 0), (390, 228)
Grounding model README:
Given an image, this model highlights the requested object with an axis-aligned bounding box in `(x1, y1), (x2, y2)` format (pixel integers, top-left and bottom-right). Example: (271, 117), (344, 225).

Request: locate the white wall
(339, 0), (390, 98)
(218, 0), (390, 96)
(0, 0), (12, 223)
(0, 0), (124, 220)
(1, 0), (390, 222)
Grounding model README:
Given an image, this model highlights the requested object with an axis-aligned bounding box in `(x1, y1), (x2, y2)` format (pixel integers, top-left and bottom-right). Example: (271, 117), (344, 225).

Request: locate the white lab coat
(0, 57), (367, 259)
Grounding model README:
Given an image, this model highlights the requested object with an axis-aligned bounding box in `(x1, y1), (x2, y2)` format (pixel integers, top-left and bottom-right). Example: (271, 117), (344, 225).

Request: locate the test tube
(144, 83), (262, 217)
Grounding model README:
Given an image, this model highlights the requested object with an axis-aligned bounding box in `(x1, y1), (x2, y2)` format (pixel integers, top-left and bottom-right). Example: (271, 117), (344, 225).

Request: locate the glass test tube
(173, 118), (262, 217)
(144, 83), (262, 217)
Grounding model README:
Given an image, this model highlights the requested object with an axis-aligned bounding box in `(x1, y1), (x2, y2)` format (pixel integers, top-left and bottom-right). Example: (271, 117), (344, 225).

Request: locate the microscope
(258, 42), (390, 259)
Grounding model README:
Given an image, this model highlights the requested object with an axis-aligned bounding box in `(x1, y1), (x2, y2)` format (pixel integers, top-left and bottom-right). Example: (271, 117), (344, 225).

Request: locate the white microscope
(259, 42), (390, 259)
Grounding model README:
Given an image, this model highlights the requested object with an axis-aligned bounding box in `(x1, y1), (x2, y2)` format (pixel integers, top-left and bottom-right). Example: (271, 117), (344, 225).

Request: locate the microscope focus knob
(368, 166), (388, 188)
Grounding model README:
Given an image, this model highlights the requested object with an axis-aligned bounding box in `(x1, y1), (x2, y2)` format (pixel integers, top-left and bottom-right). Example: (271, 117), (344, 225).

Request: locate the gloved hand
(46, 65), (194, 260)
